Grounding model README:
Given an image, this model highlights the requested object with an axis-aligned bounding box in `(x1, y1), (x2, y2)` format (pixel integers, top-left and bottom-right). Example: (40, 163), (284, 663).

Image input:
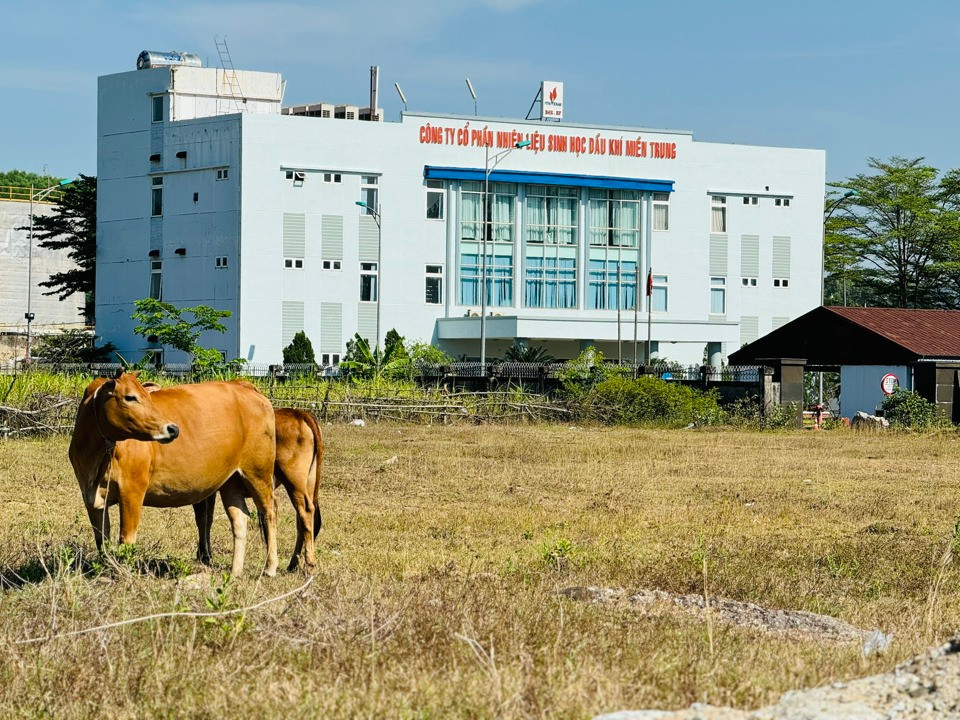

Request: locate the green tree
(341, 332), (408, 381)
(282, 331), (316, 365)
(131, 298), (239, 370)
(824, 157), (960, 308)
(0, 169), (62, 188)
(502, 341), (555, 363)
(24, 174), (97, 323)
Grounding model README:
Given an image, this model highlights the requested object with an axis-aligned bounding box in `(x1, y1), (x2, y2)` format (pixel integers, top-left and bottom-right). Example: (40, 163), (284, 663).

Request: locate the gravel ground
(562, 586), (960, 719)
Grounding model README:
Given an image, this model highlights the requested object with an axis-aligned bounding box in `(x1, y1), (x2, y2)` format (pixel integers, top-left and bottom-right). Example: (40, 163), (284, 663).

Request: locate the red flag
(646, 269), (653, 297)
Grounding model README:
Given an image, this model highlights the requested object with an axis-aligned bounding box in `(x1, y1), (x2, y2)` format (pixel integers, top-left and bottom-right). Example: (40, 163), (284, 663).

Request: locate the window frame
(215, 256), (228, 269)
(216, 168), (229, 181)
(322, 259), (342, 271)
(151, 95), (164, 123)
(741, 276), (758, 287)
(284, 258), (304, 269)
(652, 274), (668, 312)
(360, 261), (379, 302)
(425, 264), (444, 305)
(360, 175), (379, 215)
(426, 180), (444, 220)
(652, 191), (670, 232)
(710, 195), (726, 233)
(149, 260), (162, 300)
(151, 176), (163, 217)
(742, 196), (759, 206)
(773, 277), (790, 288)
(710, 276), (726, 315)
(320, 352), (341, 367)
(774, 197), (791, 207)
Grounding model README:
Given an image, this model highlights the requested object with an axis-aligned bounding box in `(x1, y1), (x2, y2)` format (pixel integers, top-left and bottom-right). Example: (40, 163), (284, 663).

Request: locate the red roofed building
(729, 306), (960, 421)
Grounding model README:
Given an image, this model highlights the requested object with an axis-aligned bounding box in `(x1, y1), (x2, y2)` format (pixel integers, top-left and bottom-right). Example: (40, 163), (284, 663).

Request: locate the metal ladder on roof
(214, 35), (244, 114)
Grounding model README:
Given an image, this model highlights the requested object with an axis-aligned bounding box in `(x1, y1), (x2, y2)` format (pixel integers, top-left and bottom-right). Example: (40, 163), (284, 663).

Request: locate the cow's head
(94, 370), (180, 444)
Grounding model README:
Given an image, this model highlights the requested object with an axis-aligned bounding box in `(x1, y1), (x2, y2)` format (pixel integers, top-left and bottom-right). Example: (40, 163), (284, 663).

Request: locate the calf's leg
(193, 497), (216, 565)
(220, 481), (250, 577)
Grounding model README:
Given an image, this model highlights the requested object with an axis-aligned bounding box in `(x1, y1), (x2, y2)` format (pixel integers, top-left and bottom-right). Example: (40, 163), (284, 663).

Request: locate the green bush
(881, 388), (948, 430)
(574, 375), (723, 428)
(282, 331), (316, 365)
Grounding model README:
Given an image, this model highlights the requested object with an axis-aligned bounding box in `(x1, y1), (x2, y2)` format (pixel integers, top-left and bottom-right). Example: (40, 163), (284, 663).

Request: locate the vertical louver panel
(740, 235), (759, 277)
(320, 302), (342, 352)
(359, 216), (379, 262)
(357, 304), (377, 346)
(282, 213), (306, 257)
(740, 316), (759, 346)
(709, 235), (728, 276)
(772, 316), (790, 330)
(281, 301), (304, 347)
(321, 215), (343, 260)
(772, 236), (791, 278)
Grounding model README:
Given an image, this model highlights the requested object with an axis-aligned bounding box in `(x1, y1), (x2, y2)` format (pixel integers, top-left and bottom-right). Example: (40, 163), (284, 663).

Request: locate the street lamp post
(823, 188), (858, 307)
(26, 178), (74, 366)
(355, 200), (382, 351)
(480, 139), (530, 367)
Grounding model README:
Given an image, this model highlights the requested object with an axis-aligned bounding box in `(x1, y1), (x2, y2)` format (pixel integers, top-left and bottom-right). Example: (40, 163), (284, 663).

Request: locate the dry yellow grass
(1, 425), (959, 718)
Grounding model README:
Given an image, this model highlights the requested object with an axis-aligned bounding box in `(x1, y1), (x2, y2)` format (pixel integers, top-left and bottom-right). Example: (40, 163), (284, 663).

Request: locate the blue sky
(3, 0), (959, 184)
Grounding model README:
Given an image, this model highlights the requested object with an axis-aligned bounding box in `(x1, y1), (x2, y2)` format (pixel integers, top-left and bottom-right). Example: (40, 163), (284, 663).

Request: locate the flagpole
(616, 262), (622, 363)
(646, 267), (653, 364)
(633, 261), (639, 366)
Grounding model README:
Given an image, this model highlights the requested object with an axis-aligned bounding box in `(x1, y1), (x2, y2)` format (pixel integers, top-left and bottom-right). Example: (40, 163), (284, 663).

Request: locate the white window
(150, 260), (162, 299)
(742, 196), (758, 206)
(741, 277), (758, 287)
(775, 197), (791, 207)
(426, 180), (444, 220)
(773, 277), (790, 288)
(284, 258), (304, 269)
(360, 261), (378, 301)
(322, 260), (342, 271)
(321, 353), (341, 367)
(652, 192), (670, 231)
(151, 177), (163, 217)
(425, 264), (443, 304)
(151, 95), (163, 123)
(215, 256), (228, 268)
(652, 275), (668, 312)
(323, 173), (342, 184)
(216, 168), (229, 181)
(710, 277), (726, 314)
(360, 175), (378, 214)
(710, 196), (726, 233)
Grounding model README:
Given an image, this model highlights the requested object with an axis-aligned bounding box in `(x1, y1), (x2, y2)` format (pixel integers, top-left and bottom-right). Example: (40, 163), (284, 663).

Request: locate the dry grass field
(1, 424), (960, 718)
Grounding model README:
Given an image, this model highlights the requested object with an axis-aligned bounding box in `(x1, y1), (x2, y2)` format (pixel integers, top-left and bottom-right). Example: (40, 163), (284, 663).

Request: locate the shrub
(282, 331), (316, 365)
(881, 388), (948, 430)
(33, 329), (116, 364)
(575, 375), (723, 428)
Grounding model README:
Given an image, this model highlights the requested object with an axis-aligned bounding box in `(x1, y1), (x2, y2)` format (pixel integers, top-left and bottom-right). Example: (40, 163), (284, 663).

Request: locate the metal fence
(7, 361), (764, 384)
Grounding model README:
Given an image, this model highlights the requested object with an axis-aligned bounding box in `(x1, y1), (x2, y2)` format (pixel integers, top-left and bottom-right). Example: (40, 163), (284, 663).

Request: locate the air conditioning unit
(359, 106), (383, 122)
(335, 104), (359, 120)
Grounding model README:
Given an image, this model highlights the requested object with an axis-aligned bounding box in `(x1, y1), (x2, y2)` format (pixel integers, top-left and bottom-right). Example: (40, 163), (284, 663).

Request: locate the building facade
(97, 61), (826, 366)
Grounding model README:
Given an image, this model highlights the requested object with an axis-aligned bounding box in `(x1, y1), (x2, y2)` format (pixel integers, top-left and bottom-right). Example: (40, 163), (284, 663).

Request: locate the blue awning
(424, 166), (674, 193)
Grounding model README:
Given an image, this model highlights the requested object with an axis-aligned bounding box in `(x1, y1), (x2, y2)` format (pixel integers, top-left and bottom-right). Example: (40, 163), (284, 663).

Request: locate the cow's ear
(113, 368), (124, 379)
(101, 379), (116, 396)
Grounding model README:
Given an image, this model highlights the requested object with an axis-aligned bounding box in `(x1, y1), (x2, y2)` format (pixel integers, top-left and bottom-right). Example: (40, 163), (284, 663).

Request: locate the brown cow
(69, 371), (279, 577)
(193, 408), (324, 573)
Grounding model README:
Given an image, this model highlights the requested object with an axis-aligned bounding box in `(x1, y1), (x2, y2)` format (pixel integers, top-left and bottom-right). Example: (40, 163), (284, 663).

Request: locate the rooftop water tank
(136, 51), (203, 70)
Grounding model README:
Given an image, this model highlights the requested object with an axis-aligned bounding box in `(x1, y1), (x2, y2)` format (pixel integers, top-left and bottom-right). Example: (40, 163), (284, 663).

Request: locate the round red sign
(880, 373), (899, 395)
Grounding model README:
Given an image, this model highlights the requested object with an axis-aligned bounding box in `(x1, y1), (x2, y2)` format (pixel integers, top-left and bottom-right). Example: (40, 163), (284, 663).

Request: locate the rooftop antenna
(369, 65), (380, 121)
(465, 77), (477, 116)
(394, 82), (407, 117)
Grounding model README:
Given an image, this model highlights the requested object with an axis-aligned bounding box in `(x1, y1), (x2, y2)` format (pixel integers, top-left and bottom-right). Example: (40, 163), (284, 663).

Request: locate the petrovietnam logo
(549, 86), (558, 102)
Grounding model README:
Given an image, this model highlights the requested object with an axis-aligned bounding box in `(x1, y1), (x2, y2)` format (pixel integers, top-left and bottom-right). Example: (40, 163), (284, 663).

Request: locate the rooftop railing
(0, 185), (64, 203)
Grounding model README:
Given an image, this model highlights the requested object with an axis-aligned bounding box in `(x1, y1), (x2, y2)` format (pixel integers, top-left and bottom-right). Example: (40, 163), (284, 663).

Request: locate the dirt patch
(558, 585), (879, 645)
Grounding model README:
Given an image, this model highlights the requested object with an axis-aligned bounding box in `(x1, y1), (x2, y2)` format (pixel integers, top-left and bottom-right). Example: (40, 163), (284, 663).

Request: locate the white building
(97, 58), (826, 367)
(0, 196), (85, 335)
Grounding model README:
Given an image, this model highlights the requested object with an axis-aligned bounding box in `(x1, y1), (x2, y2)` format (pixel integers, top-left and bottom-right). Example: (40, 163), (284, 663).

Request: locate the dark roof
(825, 307), (960, 358)
(729, 306), (960, 366)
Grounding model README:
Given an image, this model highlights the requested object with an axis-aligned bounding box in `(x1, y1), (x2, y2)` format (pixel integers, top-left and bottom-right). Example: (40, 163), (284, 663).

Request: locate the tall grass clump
(0, 371), (93, 408)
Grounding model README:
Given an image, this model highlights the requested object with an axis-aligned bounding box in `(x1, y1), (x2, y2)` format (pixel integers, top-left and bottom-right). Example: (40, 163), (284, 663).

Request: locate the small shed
(729, 306), (960, 421)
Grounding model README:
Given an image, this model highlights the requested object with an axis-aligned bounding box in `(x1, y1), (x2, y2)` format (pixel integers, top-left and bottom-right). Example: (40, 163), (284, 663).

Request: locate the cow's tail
(258, 496), (276, 545)
(303, 411), (324, 536)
